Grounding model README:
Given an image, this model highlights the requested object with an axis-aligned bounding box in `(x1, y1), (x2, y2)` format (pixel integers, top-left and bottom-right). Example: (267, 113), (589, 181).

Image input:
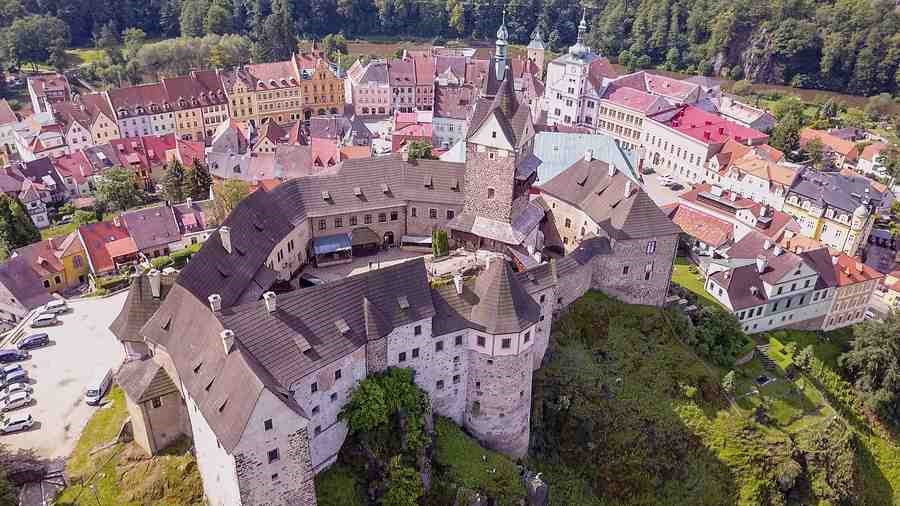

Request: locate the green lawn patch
(671, 256), (722, 308)
(66, 47), (107, 66)
(56, 387), (203, 505)
(315, 463), (365, 506)
(432, 417), (524, 504)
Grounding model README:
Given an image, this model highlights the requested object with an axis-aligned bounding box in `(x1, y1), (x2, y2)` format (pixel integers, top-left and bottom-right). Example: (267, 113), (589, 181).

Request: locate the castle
(110, 21), (681, 506)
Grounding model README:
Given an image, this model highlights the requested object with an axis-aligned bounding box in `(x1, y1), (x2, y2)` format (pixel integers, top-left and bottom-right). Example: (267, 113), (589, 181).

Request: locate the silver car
(1, 391), (32, 411)
(1, 413), (33, 433)
(0, 383), (32, 401)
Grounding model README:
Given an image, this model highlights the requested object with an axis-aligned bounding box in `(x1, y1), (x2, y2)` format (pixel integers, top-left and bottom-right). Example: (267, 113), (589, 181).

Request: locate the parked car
(0, 383), (32, 401)
(85, 369), (113, 406)
(17, 333), (49, 351)
(1, 391), (32, 411)
(1, 369), (28, 388)
(1, 413), (33, 434)
(30, 313), (58, 328)
(42, 299), (69, 314)
(0, 350), (28, 363)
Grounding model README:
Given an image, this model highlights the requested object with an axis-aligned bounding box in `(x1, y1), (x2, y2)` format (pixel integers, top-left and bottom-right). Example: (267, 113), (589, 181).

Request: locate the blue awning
(312, 233), (352, 256)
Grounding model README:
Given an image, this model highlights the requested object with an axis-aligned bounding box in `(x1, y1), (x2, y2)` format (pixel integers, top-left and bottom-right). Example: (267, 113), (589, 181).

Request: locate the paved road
(1, 292), (126, 459)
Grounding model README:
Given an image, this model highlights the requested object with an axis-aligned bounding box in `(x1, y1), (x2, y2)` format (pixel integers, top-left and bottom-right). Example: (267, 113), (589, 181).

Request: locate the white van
(85, 369), (112, 406)
(43, 299), (69, 314)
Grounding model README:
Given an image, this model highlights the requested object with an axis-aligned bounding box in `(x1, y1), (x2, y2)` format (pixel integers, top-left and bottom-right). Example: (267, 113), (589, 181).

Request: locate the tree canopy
(96, 167), (146, 212)
(0, 194), (40, 259)
(839, 311), (900, 428)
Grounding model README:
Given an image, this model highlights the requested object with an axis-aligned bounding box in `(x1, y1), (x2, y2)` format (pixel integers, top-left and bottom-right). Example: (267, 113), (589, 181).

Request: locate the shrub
(150, 256), (174, 269)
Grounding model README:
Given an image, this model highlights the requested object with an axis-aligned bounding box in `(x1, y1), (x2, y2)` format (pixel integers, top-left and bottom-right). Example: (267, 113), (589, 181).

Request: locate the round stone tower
(463, 260), (541, 458)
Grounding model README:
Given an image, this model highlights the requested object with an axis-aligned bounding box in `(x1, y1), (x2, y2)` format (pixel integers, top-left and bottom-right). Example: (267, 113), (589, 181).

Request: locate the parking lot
(1, 292), (127, 459)
(641, 172), (691, 207)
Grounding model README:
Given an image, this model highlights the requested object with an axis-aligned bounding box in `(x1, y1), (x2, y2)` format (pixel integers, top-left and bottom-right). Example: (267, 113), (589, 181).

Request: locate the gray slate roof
(117, 358), (179, 403)
(109, 273), (176, 343)
(0, 257), (53, 311)
(538, 158), (682, 240)
(788, 168), (884, 213)
(218, 258), (435, 387)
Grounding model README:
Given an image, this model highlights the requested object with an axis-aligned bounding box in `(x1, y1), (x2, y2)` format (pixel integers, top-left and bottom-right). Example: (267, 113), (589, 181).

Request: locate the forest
(1, 0), (900, 95)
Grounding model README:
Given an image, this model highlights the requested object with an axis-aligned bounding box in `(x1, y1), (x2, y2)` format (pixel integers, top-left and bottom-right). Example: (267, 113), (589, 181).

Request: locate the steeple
(568, 7), (592, 58)
(495, 10), (509, 82)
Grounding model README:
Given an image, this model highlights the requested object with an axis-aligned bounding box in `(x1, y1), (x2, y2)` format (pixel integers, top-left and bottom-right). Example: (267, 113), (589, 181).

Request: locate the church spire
(494, 10), (509, 82)
(577, 7), (588, 46)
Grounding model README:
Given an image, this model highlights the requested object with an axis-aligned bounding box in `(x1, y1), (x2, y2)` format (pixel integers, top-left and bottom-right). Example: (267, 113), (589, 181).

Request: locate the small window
(390, 211), (398, 221)
(151, 397), (162, 409)
(310, 382), (318, 394)
(330, 392), (338, 402)
(399, 352), (407, 362)
(314, 426), (322, 435)
(539, 294), (546, 303)
(334, 369), (342, 380)
(487, 188), (495, 199)
(267, 448), (280, 463)
(412, 347), (420, 358)
(435, 341), (444, 352)
(523, 332), (530, 343)
(264, 419), (273, 431)
(623, 265), (630, 275)
(436, 380), (445, 390)
(455, 335), (463, 346)
(414, 325), (422, 335)
(501, 338), (511, 349)
(453, 375), (460, 384)
(477, 336), (486, 347)
(378, 213), (387, 222)
(312, 405), (320, 415)
(429, 208), (437, 219)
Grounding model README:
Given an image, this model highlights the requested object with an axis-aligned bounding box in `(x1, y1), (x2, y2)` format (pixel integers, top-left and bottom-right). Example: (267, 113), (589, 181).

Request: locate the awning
(401, 235), (432, 245)
(351, 227), (381, 246)
(312, 233), (352, 256)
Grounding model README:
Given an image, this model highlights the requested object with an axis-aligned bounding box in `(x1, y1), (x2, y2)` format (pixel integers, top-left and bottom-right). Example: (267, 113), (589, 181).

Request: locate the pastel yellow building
(12, 232), (89, 293)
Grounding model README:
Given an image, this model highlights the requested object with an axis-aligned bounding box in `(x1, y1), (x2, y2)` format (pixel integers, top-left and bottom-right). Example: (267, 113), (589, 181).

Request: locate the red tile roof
(52, 150), (94, 186)
(666, 204), (733, 247)
(78, 219), (132, 274)
(832, 253), (884, 286)
(603, 86), (665, 114)
(652, 106), (769, 145)
(410, 52), (435, 85)
(799, 128), (859, 160)
(0, 99), (17, 125)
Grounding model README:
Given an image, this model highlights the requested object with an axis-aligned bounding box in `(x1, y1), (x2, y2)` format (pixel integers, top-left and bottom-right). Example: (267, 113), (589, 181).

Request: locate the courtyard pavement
(641, 172), (691, 207)
(1, 292), (126, 459)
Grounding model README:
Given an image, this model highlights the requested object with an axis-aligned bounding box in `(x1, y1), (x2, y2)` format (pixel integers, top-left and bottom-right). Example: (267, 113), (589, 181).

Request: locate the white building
(543, 12), (617, 128)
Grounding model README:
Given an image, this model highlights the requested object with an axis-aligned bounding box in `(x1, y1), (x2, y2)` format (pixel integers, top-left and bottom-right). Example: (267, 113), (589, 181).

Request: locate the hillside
(530, 291), (900, 505)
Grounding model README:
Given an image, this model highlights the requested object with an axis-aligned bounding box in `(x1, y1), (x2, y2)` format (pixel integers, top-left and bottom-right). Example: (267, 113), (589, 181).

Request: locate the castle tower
(447, 19), (543, 252)
(568, 8), (591, 58)
(527, 26), (546, 78)
(463, 259), (541, 457)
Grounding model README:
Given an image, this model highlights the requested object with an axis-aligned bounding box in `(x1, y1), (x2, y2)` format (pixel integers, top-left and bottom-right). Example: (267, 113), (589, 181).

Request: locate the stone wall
(366, 336), (388, 374)
(290, 346), (367, 471)
(591, 234), (679, 307)
(463, 145), (516, 222)
(234, 389), (316, 505)
(308, 205), (407, 248)
(144, 391), (189, 453)
(464, 345), (533, 458)
(184, 388), (241, 506)
(125, 395), (154, 456)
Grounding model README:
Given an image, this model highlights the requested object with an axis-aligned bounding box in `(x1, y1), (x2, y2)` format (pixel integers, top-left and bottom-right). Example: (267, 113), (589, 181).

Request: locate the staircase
(755, 345), (777, 371)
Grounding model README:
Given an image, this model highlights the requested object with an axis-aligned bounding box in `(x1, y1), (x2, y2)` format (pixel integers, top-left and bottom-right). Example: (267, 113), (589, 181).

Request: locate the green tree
(431, 229), (449, 257)
(180, 0), (208, 37)
(72, 209), (98, 226)
(793, 345), (814, 371)
(688, 306), (747, 367)
(839, 311), (900, 427)
(406, 141), (434, 160)
(864, 93), (894, 122)
(770, 95), (806, 121)
(721, 370), (736, 395)
(804, 138), (827, 170)
(96, 167), (146, 212)
(162, 160), (187, 203)
(212, 179), (250, 222)
(769, 112), (802, 155)
(0, 194), (40, 257)
(204, 3), (232, 35)
(3, 15), (71, 71)
(877, 144), (900, 182)
(381, 456), (423, 506)
(122, 27), (146, 61)
(185, 159), (213, 200)
(321, 33), (348, 62)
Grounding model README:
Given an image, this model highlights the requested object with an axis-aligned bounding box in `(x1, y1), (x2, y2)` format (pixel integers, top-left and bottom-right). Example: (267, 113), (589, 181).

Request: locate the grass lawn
(41, 222), (79, 240)
(56, 386), (203, 505)
(671, 256), (722, 308)
(314, 464), (366, 506)
(66, 48), (107, 66)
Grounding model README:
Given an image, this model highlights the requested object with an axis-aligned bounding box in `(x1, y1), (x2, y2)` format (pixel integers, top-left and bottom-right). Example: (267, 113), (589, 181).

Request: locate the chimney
(584, 150), (593, 162)
(729, 192), (737, 202)
(855, 262), (863, 273)
(186, 197), (193, 208)
(208, 293), (222, 312)
(148, 269), (161, 298)
(453, 273), (463, 295)
(608, 164), (616, 177)
(756, 254), (767, 273)
(831, 255), (839, 265)
(401, 150), (409, 162)
(263, 291), (277, 313)
(625, 180), (632, 195)
(763, 239), (771, 250)
(773, 245), (783, 256)
(750, 286), (759, 296)
(113, 216), (121, 227)
(759, 205), (767, 218)
(221, 329), (235, 354)
(219, 226), (232, 254)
